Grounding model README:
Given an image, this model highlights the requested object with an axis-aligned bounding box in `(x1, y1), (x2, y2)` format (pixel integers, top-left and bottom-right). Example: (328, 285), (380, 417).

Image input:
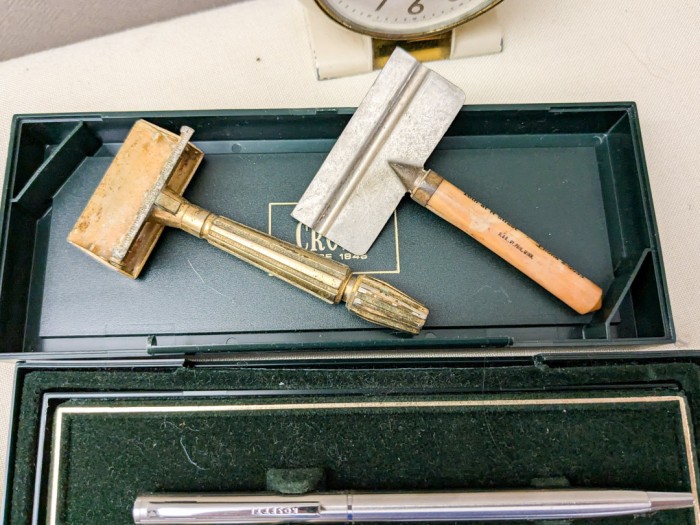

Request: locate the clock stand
(299, 0), (504, 80)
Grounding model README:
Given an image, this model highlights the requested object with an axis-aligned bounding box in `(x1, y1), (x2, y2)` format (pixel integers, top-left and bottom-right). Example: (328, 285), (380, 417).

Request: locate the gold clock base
(372, 36), (451, 69)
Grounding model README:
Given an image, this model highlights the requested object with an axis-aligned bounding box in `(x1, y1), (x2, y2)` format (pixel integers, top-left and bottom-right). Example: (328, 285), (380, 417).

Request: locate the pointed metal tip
(647, 491), (695, 512)
(388, 161), (427, 192)
(387, 161), (410, 177)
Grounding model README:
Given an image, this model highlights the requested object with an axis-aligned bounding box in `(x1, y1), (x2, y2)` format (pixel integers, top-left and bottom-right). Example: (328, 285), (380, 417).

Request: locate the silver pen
(133, 490), (695, 524)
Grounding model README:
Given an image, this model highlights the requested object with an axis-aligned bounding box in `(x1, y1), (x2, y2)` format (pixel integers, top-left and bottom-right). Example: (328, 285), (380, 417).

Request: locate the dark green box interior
(0, 105), (673, 357)
(5, 360), (700, 525)
(0, 106), (683, 525)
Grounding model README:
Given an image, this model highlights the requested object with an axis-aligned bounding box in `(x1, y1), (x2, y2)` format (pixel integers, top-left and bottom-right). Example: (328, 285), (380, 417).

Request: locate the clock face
(315, 0), (502, 39)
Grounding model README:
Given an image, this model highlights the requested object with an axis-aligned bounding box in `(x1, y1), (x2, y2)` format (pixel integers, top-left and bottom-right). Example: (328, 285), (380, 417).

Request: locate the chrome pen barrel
(133, 490), (694, 524)
(348, 490), (676, 520)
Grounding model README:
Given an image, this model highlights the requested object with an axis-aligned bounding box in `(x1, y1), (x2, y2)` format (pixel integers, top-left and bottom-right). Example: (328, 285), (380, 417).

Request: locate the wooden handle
(425, 178), (603, 314)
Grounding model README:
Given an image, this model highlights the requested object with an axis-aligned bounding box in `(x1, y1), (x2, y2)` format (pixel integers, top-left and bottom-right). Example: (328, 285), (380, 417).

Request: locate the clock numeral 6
(408, 0), (424, 15)
(376, 0), (424, 15)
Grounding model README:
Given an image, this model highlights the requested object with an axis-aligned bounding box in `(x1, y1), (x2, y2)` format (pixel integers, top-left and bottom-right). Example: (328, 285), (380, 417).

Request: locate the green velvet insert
(9, 363), (700, 525)
(52, 396), (690, 524)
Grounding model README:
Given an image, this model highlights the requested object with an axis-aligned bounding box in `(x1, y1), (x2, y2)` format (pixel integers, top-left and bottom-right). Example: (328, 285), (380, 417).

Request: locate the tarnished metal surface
(67, 120), (203, 278)
(110, 125), (194, 263)
(343, 275), (428, 335)
(292, 47), (464, 255)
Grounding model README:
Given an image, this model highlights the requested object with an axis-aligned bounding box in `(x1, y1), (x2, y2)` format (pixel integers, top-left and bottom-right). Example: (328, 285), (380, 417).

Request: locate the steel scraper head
(292, 47), (465, 255)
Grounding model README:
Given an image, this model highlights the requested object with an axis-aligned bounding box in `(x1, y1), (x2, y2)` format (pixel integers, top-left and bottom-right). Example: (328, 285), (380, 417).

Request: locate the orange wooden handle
(425, 179), (603, 314)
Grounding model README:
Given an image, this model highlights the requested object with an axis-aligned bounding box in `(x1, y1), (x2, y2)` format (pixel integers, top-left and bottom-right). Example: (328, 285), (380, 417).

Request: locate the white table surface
(0, 0), (699, 506)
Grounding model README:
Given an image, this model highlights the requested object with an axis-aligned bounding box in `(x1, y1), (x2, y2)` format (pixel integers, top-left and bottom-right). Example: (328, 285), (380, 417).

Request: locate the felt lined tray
(47, 394), (698, 525)
(7, 362), (700, 525)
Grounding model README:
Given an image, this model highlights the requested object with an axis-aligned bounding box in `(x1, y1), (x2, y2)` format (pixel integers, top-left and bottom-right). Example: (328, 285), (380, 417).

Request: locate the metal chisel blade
(292, 47), (465, 255)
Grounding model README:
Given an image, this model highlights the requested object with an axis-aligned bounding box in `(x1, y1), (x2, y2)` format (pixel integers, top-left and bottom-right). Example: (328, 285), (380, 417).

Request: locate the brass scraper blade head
(67, 120), (203, 278)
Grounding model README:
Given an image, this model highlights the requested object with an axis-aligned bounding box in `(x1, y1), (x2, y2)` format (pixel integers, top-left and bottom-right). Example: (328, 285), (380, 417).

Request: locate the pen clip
(151, 502), (322, 522)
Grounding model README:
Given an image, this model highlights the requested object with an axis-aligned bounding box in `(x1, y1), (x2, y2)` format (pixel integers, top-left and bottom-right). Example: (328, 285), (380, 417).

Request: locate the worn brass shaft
(150, 189), (428, 334)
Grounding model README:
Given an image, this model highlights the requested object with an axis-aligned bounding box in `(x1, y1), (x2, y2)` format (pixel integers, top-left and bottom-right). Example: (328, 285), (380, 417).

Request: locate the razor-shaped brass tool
(293, 48), (602, 314)
(68, 120), (428, 334)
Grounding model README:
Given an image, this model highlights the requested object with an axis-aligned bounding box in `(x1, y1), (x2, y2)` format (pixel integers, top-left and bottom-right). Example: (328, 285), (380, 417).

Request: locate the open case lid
(0, 104), (674, 361)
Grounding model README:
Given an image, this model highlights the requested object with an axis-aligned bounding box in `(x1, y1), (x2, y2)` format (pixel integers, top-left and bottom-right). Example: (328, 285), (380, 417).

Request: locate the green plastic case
(0, 105), (689, 525)
(0, 104), (674, 356)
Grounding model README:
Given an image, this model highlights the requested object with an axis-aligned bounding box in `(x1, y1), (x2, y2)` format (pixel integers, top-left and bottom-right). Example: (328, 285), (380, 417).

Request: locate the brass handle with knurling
(343, 275), (428, 335)
(151, 189), (428, 334)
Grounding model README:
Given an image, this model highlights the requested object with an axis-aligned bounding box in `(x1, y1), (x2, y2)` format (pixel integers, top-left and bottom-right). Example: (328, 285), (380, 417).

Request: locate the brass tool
(68, 120), (428, 334)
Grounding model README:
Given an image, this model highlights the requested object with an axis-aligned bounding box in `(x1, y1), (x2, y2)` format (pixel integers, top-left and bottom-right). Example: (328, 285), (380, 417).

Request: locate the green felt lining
(50, 396), (691, 524)
(8, 363), (700, 525)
